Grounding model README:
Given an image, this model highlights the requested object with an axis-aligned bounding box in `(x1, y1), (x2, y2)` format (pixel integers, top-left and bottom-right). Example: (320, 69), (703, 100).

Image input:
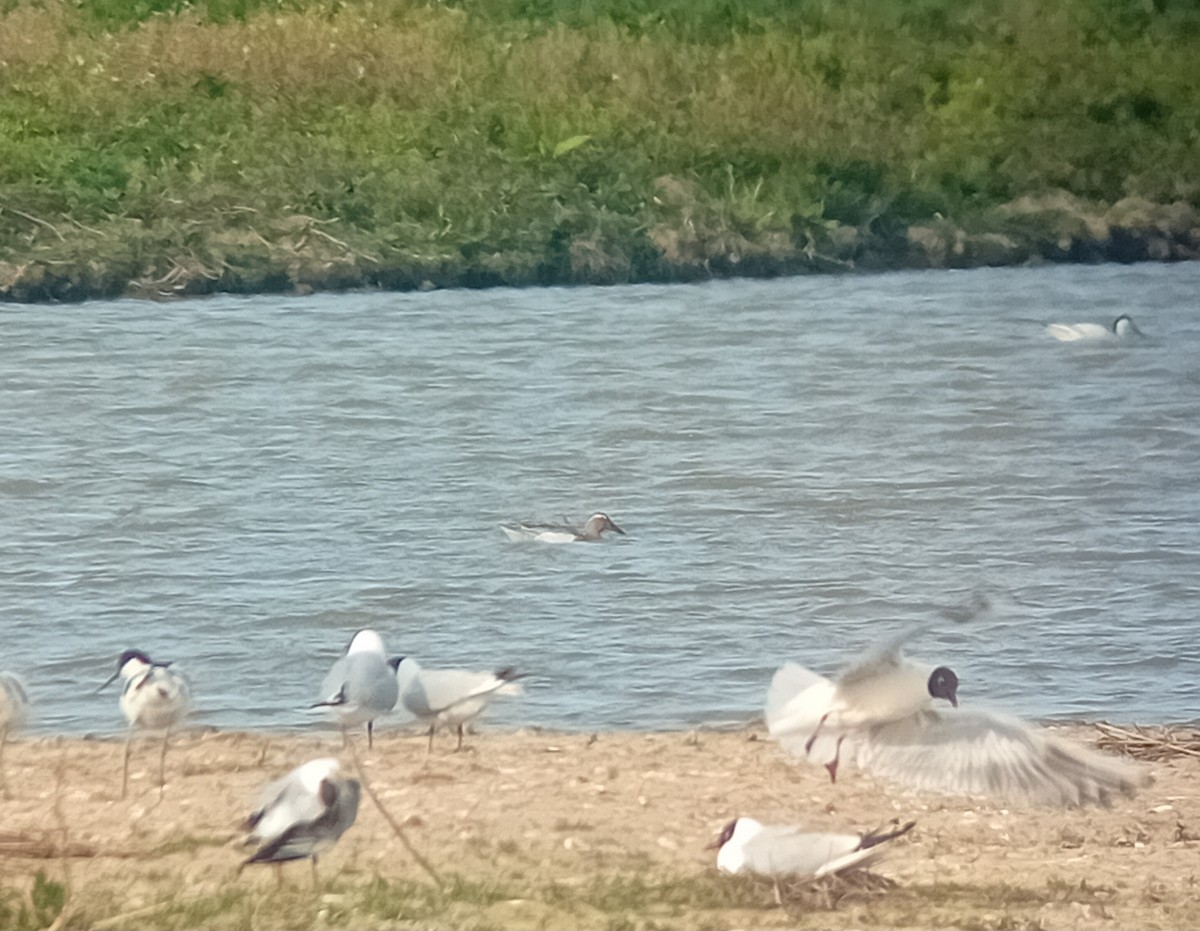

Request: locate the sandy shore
(0, 722), (1196, 930)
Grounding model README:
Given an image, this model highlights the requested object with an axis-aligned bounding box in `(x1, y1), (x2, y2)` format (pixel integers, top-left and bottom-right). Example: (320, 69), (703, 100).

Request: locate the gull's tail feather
(494, 667), (527, 696)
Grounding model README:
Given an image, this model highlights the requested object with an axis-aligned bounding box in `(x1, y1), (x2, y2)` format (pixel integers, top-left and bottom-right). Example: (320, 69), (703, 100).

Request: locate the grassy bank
(1, 0), (1198, 301)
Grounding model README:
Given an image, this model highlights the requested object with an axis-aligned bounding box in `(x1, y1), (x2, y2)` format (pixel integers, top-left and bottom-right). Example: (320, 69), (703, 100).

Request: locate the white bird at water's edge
(99, 649), (192, 799)
(710, 816), (915, 882)
(765, 628), (1151, 807)
(0, 672), (30, 799)
(1046, 314), (1142, 342)
(390, 655), (525, 752)
(501, 512), (625, 543)
(312, 629), (399, 749)
(239, 757), (361, 886)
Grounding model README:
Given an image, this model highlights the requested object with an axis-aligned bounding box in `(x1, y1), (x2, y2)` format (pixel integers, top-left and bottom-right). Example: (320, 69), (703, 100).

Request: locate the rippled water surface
(3, 263), (1199, 736)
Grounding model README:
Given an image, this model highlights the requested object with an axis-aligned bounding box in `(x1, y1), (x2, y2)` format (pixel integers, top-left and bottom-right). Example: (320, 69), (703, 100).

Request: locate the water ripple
(2, 263), (1199, 734)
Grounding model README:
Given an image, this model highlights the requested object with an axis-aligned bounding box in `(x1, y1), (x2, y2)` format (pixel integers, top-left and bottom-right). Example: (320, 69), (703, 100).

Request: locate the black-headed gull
(0, 672), (29, 799)
(312, 629), (399, 749)
(711, 816), (915, 882)
(501, 512), (625, 543)
(766, 627), (958, 783)
(390, 656), (525, 752)
(240, 757), (361, 884)
(1046, 314), (1141, 342)
(766, 631), (1150, 806)
(100, 649), (192, 799)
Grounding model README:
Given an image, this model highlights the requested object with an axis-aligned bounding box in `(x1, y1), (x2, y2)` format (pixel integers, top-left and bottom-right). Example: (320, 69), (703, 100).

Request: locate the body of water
(2, 262), (1198, 736)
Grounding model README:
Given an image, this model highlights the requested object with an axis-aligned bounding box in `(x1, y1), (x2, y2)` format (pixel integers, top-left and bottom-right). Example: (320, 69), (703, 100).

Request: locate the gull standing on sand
(390, 656), (525, 752)
(766, 628), (1150, 806)
(313, 629), (398, 748)
(710, 817), (915, 893)
(239, 757), (361, 886)
(501, 512), (625, 543)
(100, 649), (192, 799)
(0, 672), (30, 799)
(1046, 314), (1142, 342)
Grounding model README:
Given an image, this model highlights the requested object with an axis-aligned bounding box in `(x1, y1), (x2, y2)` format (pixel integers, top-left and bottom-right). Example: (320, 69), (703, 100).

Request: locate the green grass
(1, 0), (1198, 299)
(4, 867), (1199, 930)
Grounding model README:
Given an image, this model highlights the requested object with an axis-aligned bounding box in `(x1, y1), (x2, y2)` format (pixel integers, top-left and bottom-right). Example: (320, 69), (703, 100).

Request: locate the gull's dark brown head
(927, 666), (958, 707)
(706, 818), (738, 851)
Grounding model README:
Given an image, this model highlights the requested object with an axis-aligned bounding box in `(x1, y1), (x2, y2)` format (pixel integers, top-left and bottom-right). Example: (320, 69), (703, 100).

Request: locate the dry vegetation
(1, 723), (1200, 929)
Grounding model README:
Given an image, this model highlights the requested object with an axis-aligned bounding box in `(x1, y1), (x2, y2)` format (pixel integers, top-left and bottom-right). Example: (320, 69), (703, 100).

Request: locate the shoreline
(22, 713), (1199, 744)
(2, 194), (1197, 304)
(1, 723), (1198, 929)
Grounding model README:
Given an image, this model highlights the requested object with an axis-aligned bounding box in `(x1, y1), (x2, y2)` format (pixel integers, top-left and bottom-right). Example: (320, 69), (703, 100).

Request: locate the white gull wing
(826, 626), (943, 728)
(398, 659), (523, 725)
(850, 709), (1151, 807)
(719, 824), (869, 878)
(766, 632), (936, 747)
(834, 624), (926, 691)
(765, 663), (836, 736)
(318, 651), (399, 726)
(717, 817), (914, 879)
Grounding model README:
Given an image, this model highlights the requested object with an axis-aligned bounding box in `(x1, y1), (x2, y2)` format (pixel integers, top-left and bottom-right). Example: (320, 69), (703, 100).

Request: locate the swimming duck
(1046, 314), (1142, 341)
(501, 512), (625, 543)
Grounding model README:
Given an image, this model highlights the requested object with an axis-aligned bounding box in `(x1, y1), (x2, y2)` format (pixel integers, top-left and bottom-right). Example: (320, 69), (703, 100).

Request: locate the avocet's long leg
(158, 728), (171, 797)
(121, 725), (134, 799)
(0, 725), (10, 800)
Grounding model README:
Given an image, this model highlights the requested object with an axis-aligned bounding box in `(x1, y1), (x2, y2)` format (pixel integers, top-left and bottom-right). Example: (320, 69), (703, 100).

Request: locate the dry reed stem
(343, 736), (444, 889)
(1094, 722), (1200, 761)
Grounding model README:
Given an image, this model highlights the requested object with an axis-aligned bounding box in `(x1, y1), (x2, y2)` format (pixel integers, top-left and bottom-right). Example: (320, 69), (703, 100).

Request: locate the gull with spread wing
(766, 629), (1149, 807)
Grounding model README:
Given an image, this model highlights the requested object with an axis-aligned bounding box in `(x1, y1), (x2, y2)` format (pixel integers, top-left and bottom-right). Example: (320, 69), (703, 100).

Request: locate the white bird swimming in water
(0, 672), (30, 799)
(766, 629), (1149, 807)
(312, 629), (398, 749)
(1046, 314), (1142, 342)
(390, 656), (525, 752)
(710, 816), (915, 885)
(100, 649), (192, 799)
(501, 512), (625, 543)
(240, 757), (361, 886)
